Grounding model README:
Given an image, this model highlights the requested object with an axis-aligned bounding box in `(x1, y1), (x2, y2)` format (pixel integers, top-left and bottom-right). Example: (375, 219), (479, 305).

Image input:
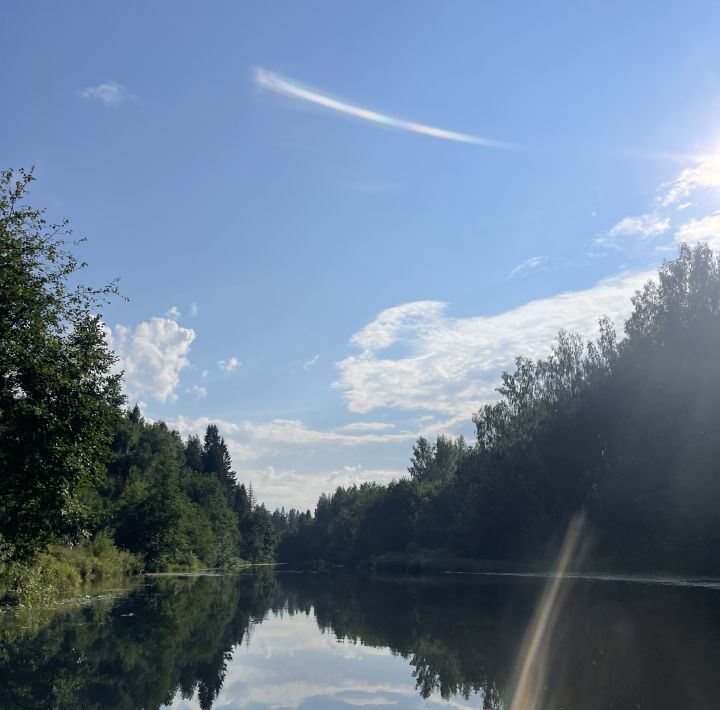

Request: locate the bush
(2, 554), (82, 607)
(51, 531), (143, 583)
(0, 532), (143, 607)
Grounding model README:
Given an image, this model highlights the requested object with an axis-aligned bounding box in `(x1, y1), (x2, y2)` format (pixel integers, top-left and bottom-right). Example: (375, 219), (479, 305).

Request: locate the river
(2, 568), (720, 709)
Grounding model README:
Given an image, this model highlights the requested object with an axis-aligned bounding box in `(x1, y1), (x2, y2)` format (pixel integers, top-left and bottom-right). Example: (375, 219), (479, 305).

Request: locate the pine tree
(202, 425), (236, 489)
(184, 435), (204, 472)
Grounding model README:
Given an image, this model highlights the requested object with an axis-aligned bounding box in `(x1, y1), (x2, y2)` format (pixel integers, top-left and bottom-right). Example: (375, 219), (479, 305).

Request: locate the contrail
(254, 67), (514, 149)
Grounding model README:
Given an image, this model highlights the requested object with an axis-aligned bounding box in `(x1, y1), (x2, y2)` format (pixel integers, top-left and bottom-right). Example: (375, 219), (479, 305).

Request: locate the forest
(277, 242), (720, 575)
(0, 169), (276, 604)
(3, 164), (720, 606)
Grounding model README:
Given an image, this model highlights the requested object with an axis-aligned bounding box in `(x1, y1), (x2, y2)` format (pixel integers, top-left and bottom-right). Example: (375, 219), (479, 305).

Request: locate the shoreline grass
(0, 532), (142, 608)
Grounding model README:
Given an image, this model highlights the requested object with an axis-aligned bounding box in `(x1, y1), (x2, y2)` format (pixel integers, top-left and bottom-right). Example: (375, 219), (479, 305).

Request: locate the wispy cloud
(80, 81), (138, 107)
(508, 256), (548, 280)
(169, 415), (416, 466)
(303, 354), (320, 370)
(676, 212), (720, 251)
(594, 213), (671, 248)
(165, 305), (181, 320)
(254, 67), (513, 149)
(186, 385), (207, 399)
(218, 357), (241, 373)
(658, 153), (720, 206)
(607, 213), (670, 238)
(590, 151), (719, 258)
(334, 271), (650, 417)
(338, 422), (396, 433)
(168, 412), (472, 507)
(189, 302), (199, 317)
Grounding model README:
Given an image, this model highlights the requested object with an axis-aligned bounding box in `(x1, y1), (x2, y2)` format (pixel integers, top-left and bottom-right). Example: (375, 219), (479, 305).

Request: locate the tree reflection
(3, 571), (720, 709)
(278, 571), (720, 710)
(0, 571), (278, 710)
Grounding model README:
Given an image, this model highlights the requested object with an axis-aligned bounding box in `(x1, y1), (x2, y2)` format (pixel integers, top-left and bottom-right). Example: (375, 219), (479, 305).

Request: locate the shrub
(0, 532), (143, 607)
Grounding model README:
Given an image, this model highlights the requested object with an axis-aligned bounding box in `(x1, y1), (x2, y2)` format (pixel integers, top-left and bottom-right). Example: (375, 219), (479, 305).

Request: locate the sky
(2, 2), (720, 511)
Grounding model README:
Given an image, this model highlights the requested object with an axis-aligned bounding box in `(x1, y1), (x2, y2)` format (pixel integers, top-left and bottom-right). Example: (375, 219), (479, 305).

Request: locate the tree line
(4, 164), (720, 585)
(276, 242), (720, 575)
(103, 412), (277, 569)
(0, 168), (276, 588)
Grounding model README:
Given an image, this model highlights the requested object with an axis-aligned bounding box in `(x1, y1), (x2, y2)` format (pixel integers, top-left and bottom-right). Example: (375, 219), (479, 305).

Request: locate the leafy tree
(240, 504), (278, 562)
(279, 244), (720, 576)
(409, 435), (466, 485)
(104, 414), (265, 570)
(0, 169), (124, 562)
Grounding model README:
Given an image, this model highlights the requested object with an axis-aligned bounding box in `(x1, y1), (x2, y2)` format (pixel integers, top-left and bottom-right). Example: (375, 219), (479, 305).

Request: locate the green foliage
(106, 411), (271, 571)
(2, 555), (82, 608)
(279, 244), (720, 575)
(0, 532), (142, 607)
(408, 435), (467, 485)
(50, 532), (143, 583)
(0, 168), (124, 562)
(0, 170), (279, 603)
(241, 504), (280, 562)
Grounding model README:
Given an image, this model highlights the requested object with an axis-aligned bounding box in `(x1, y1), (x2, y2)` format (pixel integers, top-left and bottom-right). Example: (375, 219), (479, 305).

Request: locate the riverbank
(0, 533), (142, 607)
(0, 537), (267, 609)
(360, 551), (720, 584)
(364, 552), (546, 574)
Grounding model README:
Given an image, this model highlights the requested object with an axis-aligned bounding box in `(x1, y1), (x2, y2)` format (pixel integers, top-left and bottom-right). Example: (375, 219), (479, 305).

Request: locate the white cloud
(218, 356), (241, 372)
(338, 422), (396, 432)
(658, 153), (720, 206)
(80, 81), (138, 107)
(186, 385), (207, 399)
(676, 212), (720, 251)
(169, 613), (466, 710)
(303, 354), (320, 370)
(349, 300), (446, 353)
(167, 414), (428, 505)
(239, 465), (402, 512)
(591, 153), (719, 255)
(189, 302), (199, 317)
(106, 317), (195, 402)
(254, 67), (514, 149)
(508, 256), (548, 280)
(169, 416), (415, 465)
(165, 306), (181, 320)
(606, 213), (670, 239)
(167, 268), (661, 507)
(334, 271), (650, 417)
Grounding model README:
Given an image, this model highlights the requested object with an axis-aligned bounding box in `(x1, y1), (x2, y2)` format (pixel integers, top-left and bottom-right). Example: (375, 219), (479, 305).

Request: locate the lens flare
(254, 67), (514, 149)
(509, 513), (585, 710)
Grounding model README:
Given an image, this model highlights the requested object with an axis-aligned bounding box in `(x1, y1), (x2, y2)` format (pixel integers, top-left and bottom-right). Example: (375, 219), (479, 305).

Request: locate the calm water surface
(2, 569), (720, 709)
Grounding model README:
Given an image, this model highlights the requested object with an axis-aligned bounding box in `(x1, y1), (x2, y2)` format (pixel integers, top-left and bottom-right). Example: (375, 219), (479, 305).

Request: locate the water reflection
(2, 569), (720, 709)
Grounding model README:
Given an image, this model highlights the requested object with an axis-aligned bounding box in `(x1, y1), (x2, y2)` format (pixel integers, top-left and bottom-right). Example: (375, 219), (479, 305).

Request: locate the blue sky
(3, 2), (720, 509)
